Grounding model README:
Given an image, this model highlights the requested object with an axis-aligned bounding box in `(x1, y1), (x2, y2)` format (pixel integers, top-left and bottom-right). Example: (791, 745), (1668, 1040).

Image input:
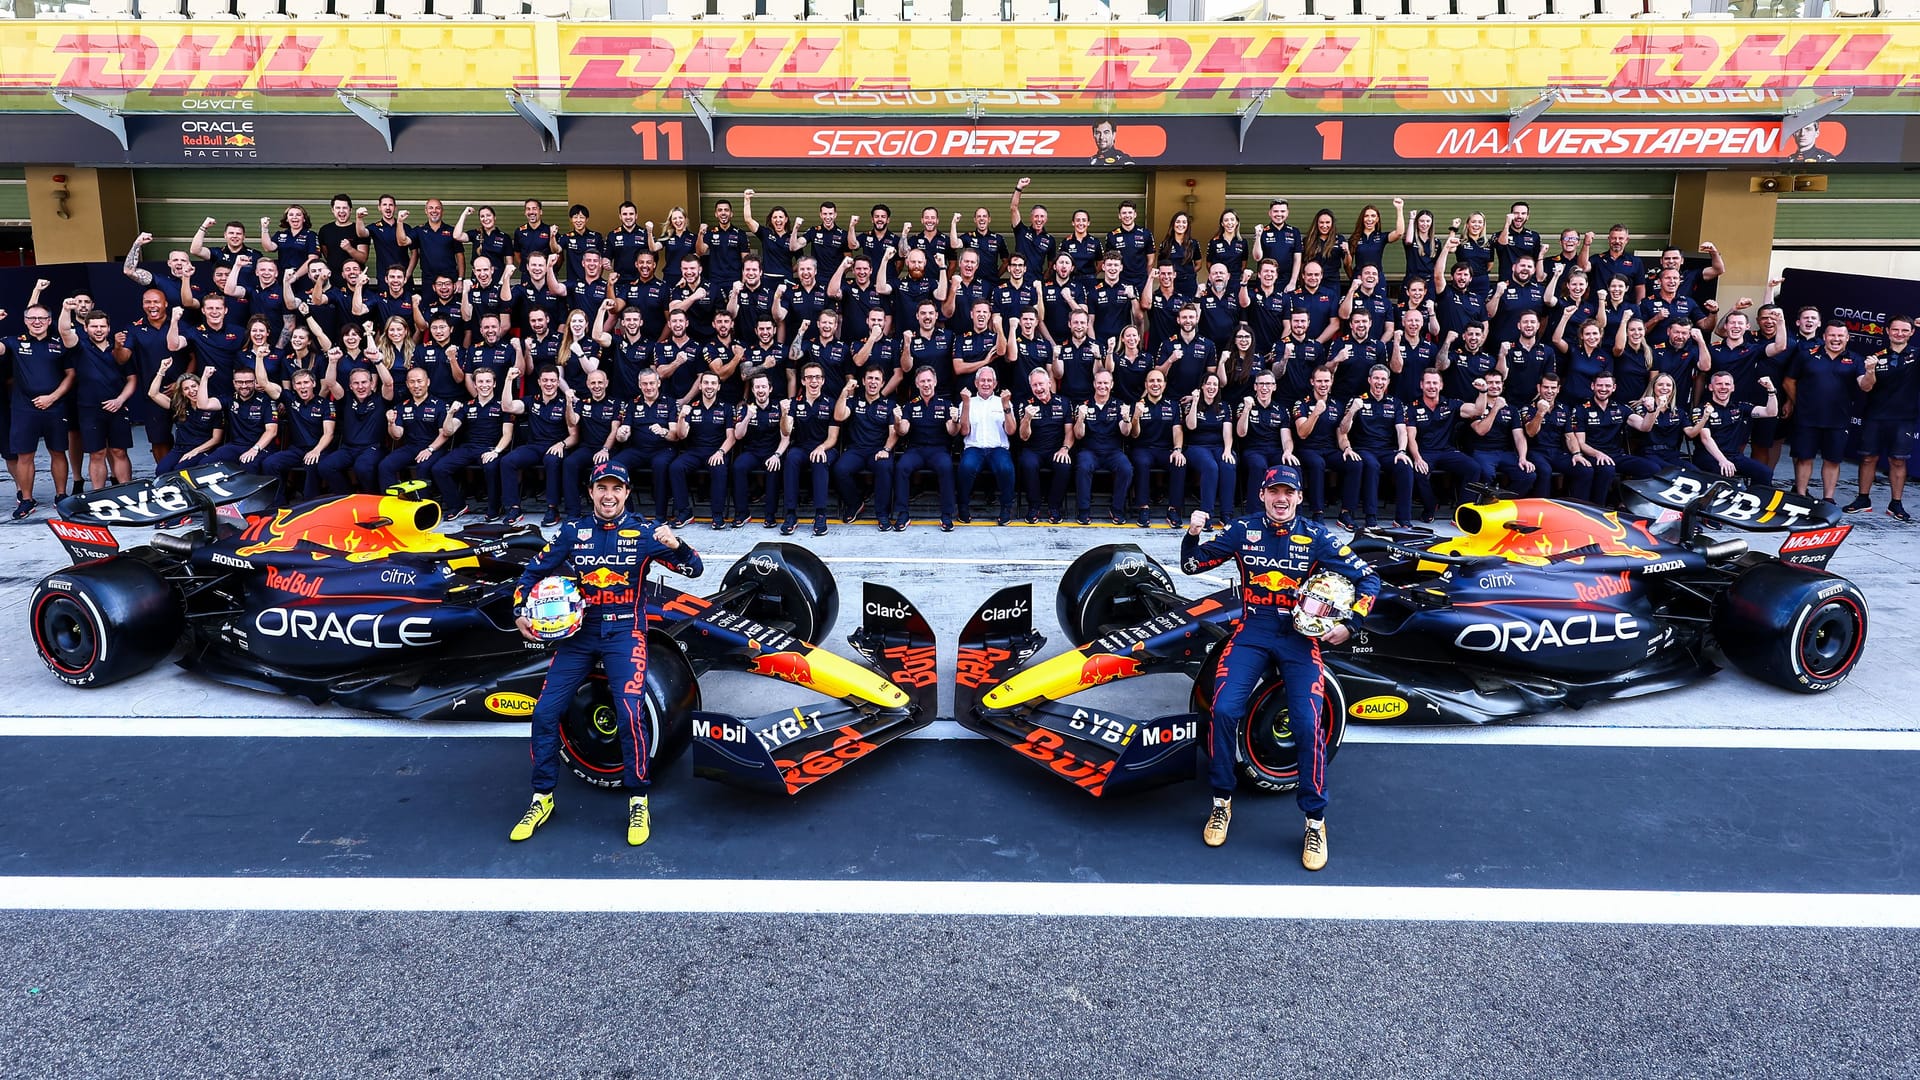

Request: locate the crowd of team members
(0, 180), (1912, 530)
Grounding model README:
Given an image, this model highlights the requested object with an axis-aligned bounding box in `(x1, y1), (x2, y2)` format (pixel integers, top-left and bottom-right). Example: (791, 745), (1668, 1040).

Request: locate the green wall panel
(697, 169), (1147, 237)
(1773, 172), (1920, 246)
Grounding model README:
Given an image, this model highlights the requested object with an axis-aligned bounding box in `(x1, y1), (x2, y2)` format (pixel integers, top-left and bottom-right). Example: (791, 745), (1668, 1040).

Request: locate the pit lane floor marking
(10, 714), (1920, 751)
(2, 876), (1918, 928)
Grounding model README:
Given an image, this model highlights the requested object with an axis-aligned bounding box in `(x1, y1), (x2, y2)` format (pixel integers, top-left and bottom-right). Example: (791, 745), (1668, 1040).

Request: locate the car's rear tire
(1715, 563), (1868, 694)
(1056, 544), (1178, 644)
(558, 630), (700, 789)
(1191, 645), (1347, 794)
(29, 560), (182, 689)
(720, 542), (838, 644)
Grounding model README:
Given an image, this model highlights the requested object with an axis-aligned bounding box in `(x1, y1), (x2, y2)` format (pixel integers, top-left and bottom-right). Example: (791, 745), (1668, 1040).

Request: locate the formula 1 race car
(955, 470), (1869, 797)
(28, 464), (935, 795)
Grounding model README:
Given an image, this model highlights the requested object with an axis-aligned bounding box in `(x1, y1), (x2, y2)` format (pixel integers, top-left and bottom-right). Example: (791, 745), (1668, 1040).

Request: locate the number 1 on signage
(1315, 121), (1343, 162)
(629, 121), (686, 162)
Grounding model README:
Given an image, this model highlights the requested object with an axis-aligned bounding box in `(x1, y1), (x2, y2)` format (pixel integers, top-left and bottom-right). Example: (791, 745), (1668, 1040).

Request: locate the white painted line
(5, 715), (1920, 751)
(1342, 726), (1920, 751)
(1, 876), (1916, 927)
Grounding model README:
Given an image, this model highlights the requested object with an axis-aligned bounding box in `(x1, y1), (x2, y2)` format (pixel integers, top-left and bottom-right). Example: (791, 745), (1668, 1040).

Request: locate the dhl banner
(2, 20), (1919, 98)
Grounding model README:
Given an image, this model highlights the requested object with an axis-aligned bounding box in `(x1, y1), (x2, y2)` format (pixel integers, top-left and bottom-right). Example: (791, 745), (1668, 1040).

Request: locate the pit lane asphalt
(3, 484), (1919, 1078)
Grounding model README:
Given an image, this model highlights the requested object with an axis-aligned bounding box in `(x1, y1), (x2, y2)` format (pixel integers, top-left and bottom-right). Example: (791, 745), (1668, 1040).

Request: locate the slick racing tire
(1056, 544), (1178, 644)
(1714, 563), (1868, 694)
(30, 559), (183, 689)
(719, 542), (838, 644)
(558, 630), (699, 789)
(1192, 647), (1347, 795)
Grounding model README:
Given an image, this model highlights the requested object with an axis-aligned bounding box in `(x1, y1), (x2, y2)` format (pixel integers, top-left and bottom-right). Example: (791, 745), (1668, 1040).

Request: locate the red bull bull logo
(580, 567), (630, 589)
(1246, 570), (1297, 593)
(749, 650), (817, 687)
(236, 495), (461, 562)
(1450, 499), (1660, 565)
(1077, 653), (1143, 687)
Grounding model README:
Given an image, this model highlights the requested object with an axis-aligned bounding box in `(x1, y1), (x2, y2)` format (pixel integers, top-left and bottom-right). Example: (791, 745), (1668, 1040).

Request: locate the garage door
(133, 168), (571, 250)
(1224, 170), (1675, 281)
(1773, 173), (1920, 250)
(0, 168), (26, 229)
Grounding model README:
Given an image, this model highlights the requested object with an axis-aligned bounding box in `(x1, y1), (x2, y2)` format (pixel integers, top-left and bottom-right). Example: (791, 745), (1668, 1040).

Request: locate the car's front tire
(558, 630), (699, 788)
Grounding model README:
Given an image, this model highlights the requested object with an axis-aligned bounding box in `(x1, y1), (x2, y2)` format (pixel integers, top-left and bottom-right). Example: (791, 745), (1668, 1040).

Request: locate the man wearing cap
(508, 461), (703, 846)
(1180, 464), (1380, 870)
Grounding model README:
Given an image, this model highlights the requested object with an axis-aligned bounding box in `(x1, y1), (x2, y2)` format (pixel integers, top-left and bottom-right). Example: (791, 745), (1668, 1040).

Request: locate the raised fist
(202, 216), (218, 230)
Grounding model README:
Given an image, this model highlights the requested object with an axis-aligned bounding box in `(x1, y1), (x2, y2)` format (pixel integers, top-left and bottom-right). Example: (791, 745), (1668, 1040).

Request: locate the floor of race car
(4, 491), (1919, 1078)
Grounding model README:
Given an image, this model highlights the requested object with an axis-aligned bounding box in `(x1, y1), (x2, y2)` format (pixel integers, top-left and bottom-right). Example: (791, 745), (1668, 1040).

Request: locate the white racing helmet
(523, 576), (585, 641)
(1292, 571), (1356, 639)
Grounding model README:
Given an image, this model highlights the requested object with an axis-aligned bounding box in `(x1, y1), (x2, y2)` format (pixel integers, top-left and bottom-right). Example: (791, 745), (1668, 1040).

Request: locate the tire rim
(1800, 599), (1863, 680)
(34, 595), (96, 675)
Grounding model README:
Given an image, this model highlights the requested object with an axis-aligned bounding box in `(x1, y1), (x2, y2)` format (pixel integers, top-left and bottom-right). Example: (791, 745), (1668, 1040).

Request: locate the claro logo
(981, 598), (1029, 622)
(1455, 613), (1640, 653)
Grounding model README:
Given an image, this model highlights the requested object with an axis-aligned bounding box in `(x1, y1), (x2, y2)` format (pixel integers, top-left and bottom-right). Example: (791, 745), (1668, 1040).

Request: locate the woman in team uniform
(147, 361), (223, 474)
(1157, 212), (1201, 298)
(1183, 372), (1236, 527)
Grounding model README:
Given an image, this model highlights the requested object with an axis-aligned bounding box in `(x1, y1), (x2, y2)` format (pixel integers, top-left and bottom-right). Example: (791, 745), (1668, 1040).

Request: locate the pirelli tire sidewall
(558, 630), (700, 789)
(1714, 563), (1868, 694)
(1191, 639), (1348, 794)
(29, 559), (183, 690)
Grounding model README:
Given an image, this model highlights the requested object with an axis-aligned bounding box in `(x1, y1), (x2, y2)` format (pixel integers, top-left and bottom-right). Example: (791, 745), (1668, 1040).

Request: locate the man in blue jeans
(509, 462), (702, 846)
(1180, 465), (1380, 870)
(956, 366), (1017, 525)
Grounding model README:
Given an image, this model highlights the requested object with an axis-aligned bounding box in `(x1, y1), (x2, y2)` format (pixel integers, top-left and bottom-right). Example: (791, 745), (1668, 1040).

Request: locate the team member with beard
(831, 366), (898, 529)
(499, 365), (577, 527)
(731, 371), (789, 529)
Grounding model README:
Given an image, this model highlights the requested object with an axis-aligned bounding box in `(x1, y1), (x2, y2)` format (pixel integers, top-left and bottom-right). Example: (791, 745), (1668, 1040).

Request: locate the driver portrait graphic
(1180, 464), (1379, 870)
(509, 460), (703, 846)
(1088, 119), (1135, 167)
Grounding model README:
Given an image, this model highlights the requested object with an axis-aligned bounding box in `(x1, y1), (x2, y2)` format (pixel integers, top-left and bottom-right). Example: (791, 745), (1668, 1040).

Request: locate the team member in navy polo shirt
(1688, 370), (1778, 490)
(1786, 322), (1866, 503)
(1009, 180), (1057, 279)
(121, 287), (180, 464)
(199, 365), (278, 476)
(698, 200), (747, 292)
(261, 205), (320, 283)
(1850, 316), (1917, 520)
(144, 360), (221, 479)
(562, 369), (625, 520)
(1337, 364), (1414, 528)
(377, 366), (451, 493)
(1106, 200), (1154, 292)
(499, 365), (577, 527)
(1073, 369), (1134, 524)
(464, 205), (513, 278)
(1524, 371), (1588, 498)
(555, 204), (603, 282)
(256, 368), (332, 503)
(1253, 200), (1304, 293)
(831, 366), (898, 529)
(62, 309), (137, 489)
(1018, 368), (1075, 523)
(1156, 304), (1218, 400)
(515, 199), (554, 271)
(1570, 374), (1633, 505)
(782, 361), (839, 536)
(168, 294), (248, 400)
(1, 304), (74, 517)
(432, 366), (514, 520)
(1403, 369), (1486, 520)
(1130, 369), (1187, 528)
(892, 365), (959, 533)
(1465, 371), (1547, 498)
(320, 364), (393, 495)
(666, 371), (734, 529)
(1284, 262), (1340, 343)
(1492, 201), (1542, 282)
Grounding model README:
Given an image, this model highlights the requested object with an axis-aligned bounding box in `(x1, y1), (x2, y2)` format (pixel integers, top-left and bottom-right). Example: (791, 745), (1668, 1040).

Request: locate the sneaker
(1889, 500), (1912, 523)
(443, 503), (470, 522)
(500, 509), (524, 526)
(780, 517), (798, 536)
(844, 497), (867, 525)
(1165, 507), (1181, 528)
(70, 480), (85, 497)
(1027, 509), (1039, 525)
(812, 516), (828, 536)
(761, 516), (780, 530)
(726, 518), (746, 529)
(1077, 513), (1091, 525)
(509, 792), (554, 842)
(709, 517), (727, 530)
(540, 511), (562, 527)
(627, 795), (651, 846)
(941, 520), (954, 532)
(1336, 512), (1357, 530)
(1202, 797), (1232, 847)
(10, 496), (36, 521)
(956, 509), (972, 524)
(1843, 494), (1873, 514)
(997, 510), (1012, 526)
(1302, 817), (1328, 871)
(1137, 508), (1151, 527)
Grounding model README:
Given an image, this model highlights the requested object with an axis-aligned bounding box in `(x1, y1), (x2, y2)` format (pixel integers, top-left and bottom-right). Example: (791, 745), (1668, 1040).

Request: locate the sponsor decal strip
(2, 875), (1918, 928)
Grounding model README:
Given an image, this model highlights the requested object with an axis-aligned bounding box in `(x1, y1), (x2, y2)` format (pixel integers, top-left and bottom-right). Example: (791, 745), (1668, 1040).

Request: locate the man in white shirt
(956, 366), (1018, 525)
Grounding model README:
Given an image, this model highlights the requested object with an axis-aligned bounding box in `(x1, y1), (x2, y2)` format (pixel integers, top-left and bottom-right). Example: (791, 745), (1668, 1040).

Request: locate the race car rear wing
(1623, 470), (1850, 570)
(56, 464), (278, 527)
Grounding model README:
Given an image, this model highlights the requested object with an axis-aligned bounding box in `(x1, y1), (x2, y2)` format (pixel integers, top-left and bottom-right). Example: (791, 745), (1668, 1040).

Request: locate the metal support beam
(1237, 89), (1270, 153)
(684, 89), (716, 153)
(1782, 89), (1852, 142)
(507, 90), (561, 153)
(51, 91), (128, 152)
(336, 90), (393, 154)
(1508, 88), (1559, 144)
(964, 91), (986, 122)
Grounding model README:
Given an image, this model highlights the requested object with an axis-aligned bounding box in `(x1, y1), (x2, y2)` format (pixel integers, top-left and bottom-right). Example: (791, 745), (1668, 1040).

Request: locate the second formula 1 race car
(955, 470), (1869, 797)
(28, 464), (936, 795)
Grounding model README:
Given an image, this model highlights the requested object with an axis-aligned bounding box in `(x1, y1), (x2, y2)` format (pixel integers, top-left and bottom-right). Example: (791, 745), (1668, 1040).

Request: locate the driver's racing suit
(1181, 516), (1379, 814)
(514, 512), (702, 793)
